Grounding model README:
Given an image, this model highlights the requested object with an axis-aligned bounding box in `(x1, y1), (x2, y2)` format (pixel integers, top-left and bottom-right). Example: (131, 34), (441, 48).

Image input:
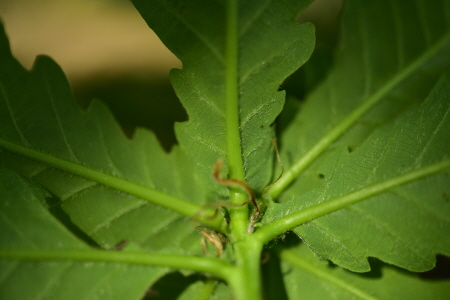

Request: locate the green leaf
(131, 0), (315, 191)
(259, 0), (450, 273)
(178, 280), (231, 300)
(0, 166), (167, 300)
(279, 242), (450, 300)
(1, 0), (450, 299)
(264, 72), (450, 272)
(0, 21), (221, 257)
(269, 0), (450, 198)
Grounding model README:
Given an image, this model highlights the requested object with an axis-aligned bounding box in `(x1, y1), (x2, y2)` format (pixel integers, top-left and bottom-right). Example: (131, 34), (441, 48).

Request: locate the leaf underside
(279, 243), (450, 300)
(0, 0), (450, 299)
(131, 0), (315, 192)
(267, 0), (450, 272)
(0, 17), (212, 254)
(0, 166), (167, 300)
(266, 74), (450, 272)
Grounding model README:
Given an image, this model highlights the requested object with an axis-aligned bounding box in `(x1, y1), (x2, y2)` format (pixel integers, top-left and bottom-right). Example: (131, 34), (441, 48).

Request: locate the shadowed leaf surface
(0, 166), (167, 300)
(280, 242), (450, 299)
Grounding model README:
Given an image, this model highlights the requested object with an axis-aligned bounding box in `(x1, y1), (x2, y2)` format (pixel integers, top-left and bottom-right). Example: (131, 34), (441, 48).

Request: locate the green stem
(256, 159), (450, 244)
(0, 139), (224, 230)
(0, 249), (233, 280)
(279, 248), (378, 300)
(225, 0), (243, 181)
(222, 1), (264, 299)
(225, 0), (248, 238)
(268, 30), (450, 199)
(226, 238), (264, 300)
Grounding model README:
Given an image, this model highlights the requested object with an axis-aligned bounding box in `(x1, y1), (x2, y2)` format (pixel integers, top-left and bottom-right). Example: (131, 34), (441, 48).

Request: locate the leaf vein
(391, 188), (449, 224)
(87, 200), (147, 235)
(305, 221), (361, 261)
(0, 82), (29, 146)
(183, 130), (226, 156)
(238, 0), (272, 37)
(163, 2), (224, 63)
(62, 182), (98, 203)
(35, 262), (72, 300)
(357, 4), (372, 95)
(346, 198), (427, 261)
(239, 35), (309, 85)
(94, 121), (123, 177)
(413, 104), (450, 166)
(0, 209), (38, 249)
(0, 260), (18, 284)
(414, 0), (432, 45)
(142, 214), (182, 245)
(43, 71), (79, 163)
(389, 1), (406, 68)
(240, 97), (277, 128)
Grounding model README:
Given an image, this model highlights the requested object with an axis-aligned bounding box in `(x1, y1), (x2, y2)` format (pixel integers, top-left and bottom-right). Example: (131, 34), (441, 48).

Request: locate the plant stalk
(0, 249), (234, 280)
(223, 1), (264, 299)
(225, 0), (248, 238)
(226, 238), (264, 300)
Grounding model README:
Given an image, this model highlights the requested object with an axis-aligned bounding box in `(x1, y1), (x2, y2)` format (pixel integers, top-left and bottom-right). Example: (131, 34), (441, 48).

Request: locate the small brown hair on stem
(213, 160), (259, 213)
(193, 200), (246, 227)
(213, 160), (260, 233)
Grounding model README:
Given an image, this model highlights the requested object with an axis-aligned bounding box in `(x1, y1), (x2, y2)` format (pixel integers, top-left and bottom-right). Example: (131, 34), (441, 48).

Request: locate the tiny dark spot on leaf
(112, 240), (127, 250)
(260, 125), (264, 129)
(318, 173), (325, 179)
(347, 146), (353, 153)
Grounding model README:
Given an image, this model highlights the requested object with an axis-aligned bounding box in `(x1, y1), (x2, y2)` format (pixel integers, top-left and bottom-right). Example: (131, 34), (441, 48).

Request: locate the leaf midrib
(0, 139), (223, 229)
(255, 158), (450, 244)
(0, 249), (234, 280)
